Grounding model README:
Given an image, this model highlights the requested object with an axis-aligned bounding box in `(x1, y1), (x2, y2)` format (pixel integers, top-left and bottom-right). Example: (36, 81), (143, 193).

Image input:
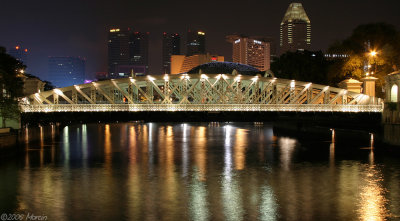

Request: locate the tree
(328, 22), (400, 97)
(271, 50), (332, 85)
(0, 46), (24, 128)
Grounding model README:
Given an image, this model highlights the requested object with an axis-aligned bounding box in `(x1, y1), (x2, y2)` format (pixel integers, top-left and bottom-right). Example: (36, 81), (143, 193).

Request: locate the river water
(1, 122), (399, 221)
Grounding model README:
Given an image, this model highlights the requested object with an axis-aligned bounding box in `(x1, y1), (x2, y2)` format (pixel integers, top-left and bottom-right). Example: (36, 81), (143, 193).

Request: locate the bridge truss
(20, 74), (383, 113)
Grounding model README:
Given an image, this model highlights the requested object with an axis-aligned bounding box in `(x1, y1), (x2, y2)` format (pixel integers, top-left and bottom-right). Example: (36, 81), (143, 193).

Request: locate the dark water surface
(1, 122), (400, 221)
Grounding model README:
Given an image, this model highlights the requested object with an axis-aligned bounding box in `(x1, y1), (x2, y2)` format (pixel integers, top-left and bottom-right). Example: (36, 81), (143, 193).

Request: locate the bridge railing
(21, 103), (383, 113)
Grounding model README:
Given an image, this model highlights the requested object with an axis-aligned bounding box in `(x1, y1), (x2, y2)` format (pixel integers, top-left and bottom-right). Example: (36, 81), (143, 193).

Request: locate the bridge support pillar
(362, 76), (378, 97)
(338, 78), (362, 93)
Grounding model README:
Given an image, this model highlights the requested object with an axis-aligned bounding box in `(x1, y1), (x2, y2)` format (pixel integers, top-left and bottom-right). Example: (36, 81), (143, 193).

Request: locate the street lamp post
(369, 50), (377, 75)
(362, 50), (379, 97)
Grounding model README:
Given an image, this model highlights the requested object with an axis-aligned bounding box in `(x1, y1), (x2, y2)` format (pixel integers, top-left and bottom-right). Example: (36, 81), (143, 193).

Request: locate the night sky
(1, 0), (399, 81)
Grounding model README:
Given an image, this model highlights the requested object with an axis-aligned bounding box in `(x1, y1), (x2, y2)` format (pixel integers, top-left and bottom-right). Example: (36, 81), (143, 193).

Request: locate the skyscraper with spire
(279, 3), (311, 55)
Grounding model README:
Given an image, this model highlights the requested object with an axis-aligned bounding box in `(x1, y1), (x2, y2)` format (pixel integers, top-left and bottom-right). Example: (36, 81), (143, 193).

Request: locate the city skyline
(0, 0), (399, 82)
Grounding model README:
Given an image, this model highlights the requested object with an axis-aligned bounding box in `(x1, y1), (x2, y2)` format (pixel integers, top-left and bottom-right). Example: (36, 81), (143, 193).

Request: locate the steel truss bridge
(20, 74), (383, 113)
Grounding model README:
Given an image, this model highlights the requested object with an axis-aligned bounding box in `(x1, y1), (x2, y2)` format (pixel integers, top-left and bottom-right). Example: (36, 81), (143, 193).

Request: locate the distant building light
(119, 73), (125, 76)
(110, 29), (120, 32)
(84, 80), (92, 84)
(234, 39), (240, 44)
(198, 31), (205, 35)
(253, 40), (262, 44)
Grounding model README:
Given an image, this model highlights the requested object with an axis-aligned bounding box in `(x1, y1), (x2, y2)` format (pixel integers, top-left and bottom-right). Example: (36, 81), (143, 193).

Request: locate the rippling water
(1, 122), (400, 220)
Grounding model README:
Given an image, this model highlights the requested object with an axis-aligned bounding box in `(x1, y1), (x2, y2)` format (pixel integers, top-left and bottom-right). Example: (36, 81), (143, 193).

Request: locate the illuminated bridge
(20, 73), (383, 113)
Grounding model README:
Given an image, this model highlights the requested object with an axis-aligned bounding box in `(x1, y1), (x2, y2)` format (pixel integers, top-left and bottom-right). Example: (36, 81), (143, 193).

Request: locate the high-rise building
(162, 33), (181, 74)
(9, 46), (28, 65)
(170, 53), (224, 74)
(107, 28), (149, 78)
(226, 35), (271, 71)
(48, 57), (85, 88)
(108, 28), (130, 78)
(186, 30), (206, 56)
(129, 32), (150, 74)
(279, 3), (311, 55)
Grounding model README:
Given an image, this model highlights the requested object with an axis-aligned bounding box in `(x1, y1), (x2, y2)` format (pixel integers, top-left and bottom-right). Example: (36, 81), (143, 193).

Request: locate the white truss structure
(20, 74), (383, 113)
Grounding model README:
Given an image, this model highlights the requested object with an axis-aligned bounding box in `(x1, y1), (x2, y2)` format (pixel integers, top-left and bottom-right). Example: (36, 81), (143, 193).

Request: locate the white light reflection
(279, 137), (296, 170)
(182, 123), (189, 177)
(148, 123), (154, 167)
(259, 186), (278, 221)
(222, 124), (244, 220)
(63, 126), (70, 164)
(224, 125), (233, 179)
(82, 124), (88, 162)
(189, 171), (210, 221)
(222, 173), (243, 221)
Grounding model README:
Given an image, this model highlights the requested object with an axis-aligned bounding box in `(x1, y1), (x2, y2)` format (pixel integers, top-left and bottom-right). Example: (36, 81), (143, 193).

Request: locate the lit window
(391, 84), (398, 102)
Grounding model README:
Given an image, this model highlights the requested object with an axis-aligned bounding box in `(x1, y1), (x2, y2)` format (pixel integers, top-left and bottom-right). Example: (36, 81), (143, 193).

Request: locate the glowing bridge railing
(20, 73), (383, 113)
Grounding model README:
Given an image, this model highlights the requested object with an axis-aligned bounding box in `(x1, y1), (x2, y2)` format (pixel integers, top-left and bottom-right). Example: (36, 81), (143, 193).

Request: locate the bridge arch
(20, 74), (382, 113)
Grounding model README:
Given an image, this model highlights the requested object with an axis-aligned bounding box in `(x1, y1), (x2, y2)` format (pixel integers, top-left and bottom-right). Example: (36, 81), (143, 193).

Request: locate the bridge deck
(21, 74), (383, 113)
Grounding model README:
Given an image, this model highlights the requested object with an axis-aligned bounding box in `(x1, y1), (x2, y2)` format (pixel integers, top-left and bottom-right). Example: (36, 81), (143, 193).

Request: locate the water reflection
(357, 150), (389, 220)
(190, 172), (209, 221)
(234, 129), (247, 170)
(63, 126), (69, 163)
(279, 137), (296, 170)
(259, 185), (278, 221)
(104, 124), (112, 169)
(222, 125), (244, 220)
(3, 123), (398, 220)
(194, 126), (207, 181)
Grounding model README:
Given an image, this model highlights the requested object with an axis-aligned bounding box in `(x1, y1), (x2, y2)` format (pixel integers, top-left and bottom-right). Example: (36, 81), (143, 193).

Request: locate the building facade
(162, 33), (181, 74)
(48, 57), (85, 88)
(108, 28), (130, 78)
(280, 3), (311, 55)
(22, 76), (45, 96)
(129, 32), (149, 74)
(170, 53), (224, 74)
(227, 35), (271, 71)
(108, 28), (149, 78)
(186, 30), (206, 56)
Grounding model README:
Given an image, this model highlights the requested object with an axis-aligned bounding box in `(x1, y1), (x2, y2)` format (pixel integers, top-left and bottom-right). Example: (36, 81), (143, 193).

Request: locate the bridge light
(147, 76), (155, 81)
(201, 74), (208, 79)
(74, 85), (80, 89)
(290, 80), (295, 88)
(164, 74), (169, 81)
(251, 76), (258, 82)
(305, 83), (312, 89)
(130, 78), (135, 83)
(222, 74), (228, 80)
(216, 74), (222, 79)
(54, 89), (63, 95)
(34, 93), (41, 101)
